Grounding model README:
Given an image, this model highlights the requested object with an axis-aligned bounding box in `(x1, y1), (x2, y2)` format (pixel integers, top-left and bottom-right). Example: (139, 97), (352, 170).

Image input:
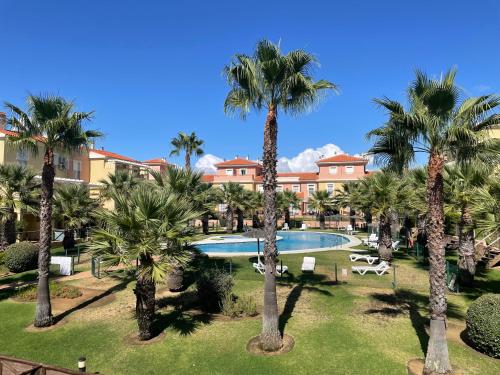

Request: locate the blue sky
(1, 0), (499, 170)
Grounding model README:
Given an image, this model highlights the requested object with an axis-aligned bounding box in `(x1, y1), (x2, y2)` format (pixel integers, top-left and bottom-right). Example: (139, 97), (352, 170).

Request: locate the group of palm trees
(1, 39), (498, 375)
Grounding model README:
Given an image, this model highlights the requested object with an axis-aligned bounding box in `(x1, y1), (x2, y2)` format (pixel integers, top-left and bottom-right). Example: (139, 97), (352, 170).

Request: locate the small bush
(0, 251), (6, 265)
(15, 282), (82, 302)
(221, 294), (258, 318)
(4, 242), (39, 273)
(196, 268), (234, 312)
(466, 294), (500, 358)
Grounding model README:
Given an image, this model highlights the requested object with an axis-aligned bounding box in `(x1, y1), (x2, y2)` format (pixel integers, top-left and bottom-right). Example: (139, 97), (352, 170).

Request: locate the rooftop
(90, 149), (140, 163)
(215, 157), (261, 167)
(143, 158), (168, 165)
(316, 154), (367, 164)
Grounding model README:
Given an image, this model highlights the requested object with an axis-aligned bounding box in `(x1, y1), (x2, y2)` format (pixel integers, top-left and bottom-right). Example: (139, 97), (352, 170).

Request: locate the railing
(0, 354), (96, 374)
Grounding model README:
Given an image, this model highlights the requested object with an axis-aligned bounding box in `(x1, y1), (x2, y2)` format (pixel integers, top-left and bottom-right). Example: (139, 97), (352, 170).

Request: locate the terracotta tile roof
(143, 158), (168, 165)
(202, 174), (215, 183)
(316, 154), (367, 164)
(90, 149), (139, 163)
(215, 158), (261, 167)
(0, 128), (46, 142)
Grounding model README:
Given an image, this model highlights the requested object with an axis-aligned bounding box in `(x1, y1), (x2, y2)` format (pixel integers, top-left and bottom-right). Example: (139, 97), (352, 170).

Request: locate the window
(307, 184), (315, 196)
(327, 183), (334, 194)
(257, 185), (263, 192)
(73, 160), (82, 180)
(329, 166), (337, 174)
(56, 155), (67, 170)
(277, 185), (283, 192)
(226, 169), (233, 176)
(16, 149), (29, 167)
(345, 166), (354, 174)
(240, 169), (247, 176)
(292, 185), (300, 193)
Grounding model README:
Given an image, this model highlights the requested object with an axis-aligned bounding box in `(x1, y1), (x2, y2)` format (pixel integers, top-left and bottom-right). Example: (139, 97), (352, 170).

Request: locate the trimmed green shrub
(4, 242), (39, 273)
(466, 294), (500, 358)
(14, 282), (82, 302)
(221, 294), (258, 318)
(0, 251), (6, 266)
(196, 268), (234, 312)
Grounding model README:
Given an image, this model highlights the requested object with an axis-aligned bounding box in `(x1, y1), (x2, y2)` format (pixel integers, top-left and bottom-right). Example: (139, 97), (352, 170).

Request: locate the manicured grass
(0, 246), (499, 374)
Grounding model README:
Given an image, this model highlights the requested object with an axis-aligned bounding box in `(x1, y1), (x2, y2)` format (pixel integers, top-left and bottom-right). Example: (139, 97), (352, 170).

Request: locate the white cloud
(194, 154), (224, 173)
(277, 143), (344, 172)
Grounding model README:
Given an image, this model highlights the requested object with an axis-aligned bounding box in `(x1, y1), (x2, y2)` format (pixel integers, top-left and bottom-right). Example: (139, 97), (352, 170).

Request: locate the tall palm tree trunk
(35, 150), (55, 327)
(378, 214), (393, 263)
(424, 152), (452, 374)
(319, 212), (325, 230)
(260, 105), (282, 351)
(284, 208), (290, 225)
(185, 152), (191, 172)
(201, 213), (210, 235)
(135, 254), (156, 340)
(236, 208), (244, 232)
(252, 212), (260, 228)
(226, 207), (234, 234)
(4, 208), (17, 245)
(458, 205), (475, 287)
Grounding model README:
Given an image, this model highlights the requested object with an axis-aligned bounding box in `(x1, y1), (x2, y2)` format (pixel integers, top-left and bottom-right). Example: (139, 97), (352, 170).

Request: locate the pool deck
(199, 231), (363, 257)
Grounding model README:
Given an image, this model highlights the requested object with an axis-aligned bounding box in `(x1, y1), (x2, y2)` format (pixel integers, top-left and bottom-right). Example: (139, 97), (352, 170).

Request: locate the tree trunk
(319, 212), (325, 230)
(417, 214), (427, 247)
(378, 214), (393, 263)
(185, 152), (191, 172)
(201, 213), (209, 235)
(424, 151), (452, 374)
(226, 207), (233, 234)
(35, 149), (55, 328)
(260, 104), (282, 351)
(62, 229), (75, 251)
(284, 208), (290, 225)
(252, 213), (260, 228)
(458, 205), (475, 287)
(236, 208), (244, 232)
(349, 208), (356, 228)
(135, 255), (156, 340)
(167, 261), (184, 292)
(4, 208), (17, 245)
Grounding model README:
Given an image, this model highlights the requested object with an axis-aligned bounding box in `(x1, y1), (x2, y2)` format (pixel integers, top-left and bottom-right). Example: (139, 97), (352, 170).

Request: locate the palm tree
(359, 172), (410, 262)
(5, 95), (101, 327)
(308, 190), (334, 230)
(91, 186), (199, 340)
(196, 182), (221, 235)
(444, 163), (490, 286)
(219, 182), (245, 234)
(247, 191), (263, 228)
(277, 190), (300, 226)
(224, 39), (337, 351)
(169, 131), (204, 171)
(368, 68), (500, 374)
(53, 184), (99, 251)
(99, 170), (140, 200)
(0, 165), (39, 248)
(334, 183), (358, 228)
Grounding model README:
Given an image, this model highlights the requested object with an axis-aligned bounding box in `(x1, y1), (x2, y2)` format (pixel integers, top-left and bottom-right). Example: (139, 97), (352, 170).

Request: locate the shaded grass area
(0, 247), (499, 374)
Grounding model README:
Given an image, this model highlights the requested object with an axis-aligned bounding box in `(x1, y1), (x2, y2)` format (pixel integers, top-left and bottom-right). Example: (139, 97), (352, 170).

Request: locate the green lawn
(0, 245), (499, 374)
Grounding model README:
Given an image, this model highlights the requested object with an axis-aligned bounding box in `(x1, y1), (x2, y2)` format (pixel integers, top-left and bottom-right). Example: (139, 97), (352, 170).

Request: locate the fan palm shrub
(308, 190), (334, 230)
(5, 95), (101, 327)
(219, 182), (245, 234)
(223, 39), (336, 351)
(368, 68), (500, 374)
(277, 190), (300, 226)
(91, 186), (199, 340)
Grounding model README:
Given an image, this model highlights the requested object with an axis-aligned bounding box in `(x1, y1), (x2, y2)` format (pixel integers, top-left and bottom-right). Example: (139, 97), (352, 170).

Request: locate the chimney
(101, 146), (104, 150)
(246, 155), (249, 160)
(0, 112), (6, 130)
(235, 155), (238, 159)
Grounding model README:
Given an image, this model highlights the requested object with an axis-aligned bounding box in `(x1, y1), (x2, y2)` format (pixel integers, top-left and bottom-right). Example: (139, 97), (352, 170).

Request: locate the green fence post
(392, 265), (397, 289)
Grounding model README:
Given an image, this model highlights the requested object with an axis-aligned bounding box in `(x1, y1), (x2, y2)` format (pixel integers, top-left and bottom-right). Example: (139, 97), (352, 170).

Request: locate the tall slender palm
(196, 182), (221, 235)
(99, 170), (140, 200)
(368, 68), (500, 374)
(334, 183), (358, 227)
(277, 190), (300, 226)
(91, 186), (199, 340)
(308, 190), (334, 230)
(53, 184), (99, 251)
(5, 95), (101, 327)
(444, 163), (490, 286)
(224, 39), (337, 351)
(247, 191), (263, 228)
(169, 131), (204, 171)
(0, 165), (39, 248)
(219, 182), (245, 234)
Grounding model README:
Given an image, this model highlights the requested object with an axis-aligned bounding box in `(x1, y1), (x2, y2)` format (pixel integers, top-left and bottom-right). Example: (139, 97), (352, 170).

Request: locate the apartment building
(203, 154), (371, 213)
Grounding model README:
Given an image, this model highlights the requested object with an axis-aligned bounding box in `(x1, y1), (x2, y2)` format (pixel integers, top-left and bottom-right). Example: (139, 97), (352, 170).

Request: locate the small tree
(169, 131), (204, 171)
(308, 190), (334, 230)
(219, 182), (245, 234)
(91, 186), (199, 340)
(277, 190), (300, 226)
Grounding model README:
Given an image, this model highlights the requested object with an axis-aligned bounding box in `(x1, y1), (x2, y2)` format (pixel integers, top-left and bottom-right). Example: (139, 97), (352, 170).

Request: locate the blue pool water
(196, 231), (349, 253)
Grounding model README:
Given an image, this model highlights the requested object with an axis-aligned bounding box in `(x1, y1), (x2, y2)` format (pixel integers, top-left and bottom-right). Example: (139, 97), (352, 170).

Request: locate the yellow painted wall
(89, 158), (116, 184)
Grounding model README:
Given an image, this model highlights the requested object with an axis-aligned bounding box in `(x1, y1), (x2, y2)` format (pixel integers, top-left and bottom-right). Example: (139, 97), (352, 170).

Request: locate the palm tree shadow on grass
(278, 273), (333, 336)
(365, 289), (463, 354)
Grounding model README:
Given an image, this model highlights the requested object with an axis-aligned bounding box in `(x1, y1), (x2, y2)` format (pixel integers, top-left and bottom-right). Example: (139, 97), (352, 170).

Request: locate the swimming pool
(195, 231), (351, 254)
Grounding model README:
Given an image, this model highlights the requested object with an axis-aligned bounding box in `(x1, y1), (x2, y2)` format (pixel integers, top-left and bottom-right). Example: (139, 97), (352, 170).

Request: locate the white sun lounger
(362, 234), (378, 246)
(352, 261), (389, 276)
(349, 254), (379, 264)
(253, 261), (288, 275)
(300, 223), (308, 231)
(392, 240), (401, 252)
(282, 223), (290, 231)
(301, 256), (316, 272)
